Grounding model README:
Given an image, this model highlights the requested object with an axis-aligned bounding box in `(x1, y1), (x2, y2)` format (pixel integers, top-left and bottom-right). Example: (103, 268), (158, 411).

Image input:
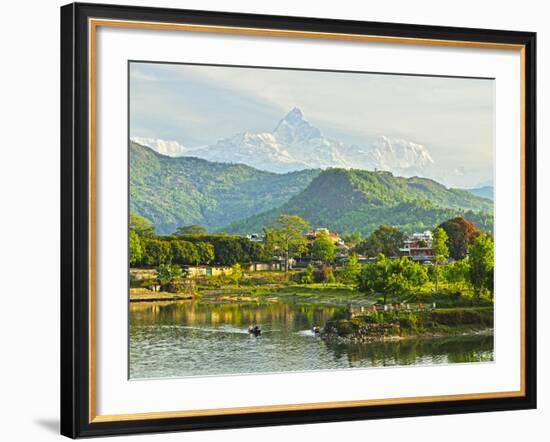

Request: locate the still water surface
(129, 301), (494, 379)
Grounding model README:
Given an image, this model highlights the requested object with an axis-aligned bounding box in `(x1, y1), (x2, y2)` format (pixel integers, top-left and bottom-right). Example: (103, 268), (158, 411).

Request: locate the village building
(399, 230), (435, 262)
(185, 260), (286, 277)
(245, 233), (264, 242)
(306, 228), (346, 247)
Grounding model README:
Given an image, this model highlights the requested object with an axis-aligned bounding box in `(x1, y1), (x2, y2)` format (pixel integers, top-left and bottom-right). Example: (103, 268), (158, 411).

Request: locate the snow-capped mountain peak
(370, 136), (434, 171)
(133, 108), (436, 177)
(131, 137), (188, 157)
(273, 107), (322, 144)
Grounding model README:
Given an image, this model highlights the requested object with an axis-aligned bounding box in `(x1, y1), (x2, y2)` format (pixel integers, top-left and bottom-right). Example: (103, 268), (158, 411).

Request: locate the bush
(430, 307), (494, 327)
(299, 264), (314, 284)
(156, 263), (184, 292)
(314, 265), (335, 283)
(397, 312), (419, 332)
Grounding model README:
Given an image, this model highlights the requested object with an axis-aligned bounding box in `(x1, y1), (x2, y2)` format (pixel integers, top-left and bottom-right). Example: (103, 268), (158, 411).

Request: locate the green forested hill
(222, 169), (493, 235)
(130, 141), (320, 234)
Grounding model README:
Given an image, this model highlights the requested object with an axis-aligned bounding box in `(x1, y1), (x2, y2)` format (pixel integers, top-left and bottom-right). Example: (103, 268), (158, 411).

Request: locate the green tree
(315, 264), (336, 284)
(431, 227), (449, 290)
(438, 217), (478, 260)
(177, 234), (261, 266)
(262, 227), (277, 258)
(195, 242), (215, 265)
(270, 214), (310, 272)
(301, 264), (314, 284)
(432, 227), (449, 259)
(170, 240), (199, 266)
(141, 239), (171, 266)
(312, 231), (336, 264)
(130, 212), (155, 237)
(469, 234), (494, 298)
(340, 253), (361, 284)
(247, 241), (268, 263)
(230, 263), (243, 285)
(156, 263), (183, 291)
(214, 237), (245, 265)
(343, 232), (362, 249)
(174, 224), (208, 236)
(357, 255), (428, 304)
(445, 259), (471, 290)
(129, 230), (142, 266)
(356, 225), (405, 257)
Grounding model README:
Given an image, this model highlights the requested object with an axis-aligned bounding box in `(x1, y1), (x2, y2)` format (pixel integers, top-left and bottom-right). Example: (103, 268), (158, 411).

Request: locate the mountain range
(130, 141), (319, 234)
(223, 169), (493, 235)
(130, 141), (493, 236)
(465, 185), (494, 200)
(132, 107), (434, 177)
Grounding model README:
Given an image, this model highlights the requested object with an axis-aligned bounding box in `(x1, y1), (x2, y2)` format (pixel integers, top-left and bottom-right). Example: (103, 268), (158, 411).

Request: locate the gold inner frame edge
(87, 18), (527, 424)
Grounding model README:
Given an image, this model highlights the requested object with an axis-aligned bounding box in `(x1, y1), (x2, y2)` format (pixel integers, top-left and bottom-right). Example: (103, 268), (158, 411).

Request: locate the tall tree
(340, 253), (361, 284)
(343, 232), (362, 249)
(129, 230), (143, 266)
(230, 263), (243, 285)
(130, 212), (155, 237)
(357, 255), (428, 304)
(438, 217), (478, 260)
(270, 214), (310, 272)
(141, 239), (171, 266)
(312, 231), (336, 264)
(469, 234), (494, 298)
(195, 242), (215, 265)
(356, 225), (405, 257)
(169, 240), (199, 266)
(156, 263), (183, 291)
(445, 259), (471, 290)
(431, 227), (449, 290)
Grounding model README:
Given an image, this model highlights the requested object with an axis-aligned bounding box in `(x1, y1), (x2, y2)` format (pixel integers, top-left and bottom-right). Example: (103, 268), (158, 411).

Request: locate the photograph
(128, 61), (496, 379)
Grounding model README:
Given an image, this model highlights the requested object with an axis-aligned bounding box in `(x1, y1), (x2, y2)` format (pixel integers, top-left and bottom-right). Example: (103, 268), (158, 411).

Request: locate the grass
(324, 306), (494, 340)
(131, 268), (493, 310)
(197, 282), (374, 305)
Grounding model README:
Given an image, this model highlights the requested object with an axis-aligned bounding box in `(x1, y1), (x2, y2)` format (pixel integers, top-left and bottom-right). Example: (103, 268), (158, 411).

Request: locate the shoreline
(321, 307), (494, 343)
(129, 288), (194, 302)
(321, 326), (494, 344)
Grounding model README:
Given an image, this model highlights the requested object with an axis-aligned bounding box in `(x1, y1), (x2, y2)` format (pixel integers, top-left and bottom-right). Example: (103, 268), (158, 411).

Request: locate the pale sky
(130, 61), (494, 188)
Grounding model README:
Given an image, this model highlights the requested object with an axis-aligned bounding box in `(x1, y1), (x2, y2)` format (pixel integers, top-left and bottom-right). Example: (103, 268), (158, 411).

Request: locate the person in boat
(248, 325), (261, 336)
(312, 326), (321, 334)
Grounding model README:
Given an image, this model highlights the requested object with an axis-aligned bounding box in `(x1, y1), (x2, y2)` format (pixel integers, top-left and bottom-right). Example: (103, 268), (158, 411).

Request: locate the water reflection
(129, 301), (494, 379)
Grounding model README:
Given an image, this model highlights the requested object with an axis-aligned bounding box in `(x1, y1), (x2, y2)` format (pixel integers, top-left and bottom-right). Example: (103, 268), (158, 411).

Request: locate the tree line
(130, 211), (494, 299)
(130, 213), (268, 267)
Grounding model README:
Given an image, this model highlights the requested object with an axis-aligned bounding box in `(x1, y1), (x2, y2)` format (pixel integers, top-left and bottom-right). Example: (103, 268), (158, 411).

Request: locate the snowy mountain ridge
(132, 107), (434, 176)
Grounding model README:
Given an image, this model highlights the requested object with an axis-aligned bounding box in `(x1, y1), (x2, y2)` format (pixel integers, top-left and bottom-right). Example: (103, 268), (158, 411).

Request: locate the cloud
(130, 69), (157, 82)
(129, 62), (494, 187)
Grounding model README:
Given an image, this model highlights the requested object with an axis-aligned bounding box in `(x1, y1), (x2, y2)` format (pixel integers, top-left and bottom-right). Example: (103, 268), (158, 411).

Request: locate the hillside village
(130, 210), (493, 306)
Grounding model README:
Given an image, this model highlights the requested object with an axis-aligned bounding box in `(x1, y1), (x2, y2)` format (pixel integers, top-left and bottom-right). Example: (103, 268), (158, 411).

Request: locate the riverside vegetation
(129, 211), (494, 343)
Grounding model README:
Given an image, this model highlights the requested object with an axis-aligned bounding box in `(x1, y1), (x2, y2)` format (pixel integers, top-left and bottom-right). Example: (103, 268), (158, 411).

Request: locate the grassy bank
(198, 283), (374, 305)
(129, 288), (194, 302)
(130, 268), (492, 311)
(322, 307), (494, 342)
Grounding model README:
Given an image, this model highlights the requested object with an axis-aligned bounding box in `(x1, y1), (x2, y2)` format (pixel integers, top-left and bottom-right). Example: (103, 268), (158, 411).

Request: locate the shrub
(314, 265), (335, 283)
(397, 312), (419, 332)
(299, 264), (314, 284)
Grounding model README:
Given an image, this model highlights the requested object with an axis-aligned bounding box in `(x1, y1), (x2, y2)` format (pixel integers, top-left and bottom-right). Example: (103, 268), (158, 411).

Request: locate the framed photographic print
(60, 2), (537, 438)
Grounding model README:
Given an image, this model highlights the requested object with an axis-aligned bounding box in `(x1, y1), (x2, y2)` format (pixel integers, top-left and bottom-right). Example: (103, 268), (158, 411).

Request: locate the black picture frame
(61, 2), (537, 438)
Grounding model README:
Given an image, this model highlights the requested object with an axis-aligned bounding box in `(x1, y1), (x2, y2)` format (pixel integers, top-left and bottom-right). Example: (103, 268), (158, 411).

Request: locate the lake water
(129, 301), (494, 379)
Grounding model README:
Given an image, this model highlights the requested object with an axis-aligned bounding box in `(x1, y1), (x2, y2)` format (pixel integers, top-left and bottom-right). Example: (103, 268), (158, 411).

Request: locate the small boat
(248, 325), (262, 336)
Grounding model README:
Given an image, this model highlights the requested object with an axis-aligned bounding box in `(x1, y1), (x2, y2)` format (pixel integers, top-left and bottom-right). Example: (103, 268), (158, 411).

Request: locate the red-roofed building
(306, 228), (345, 247)
(400, 230), (434, 262)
